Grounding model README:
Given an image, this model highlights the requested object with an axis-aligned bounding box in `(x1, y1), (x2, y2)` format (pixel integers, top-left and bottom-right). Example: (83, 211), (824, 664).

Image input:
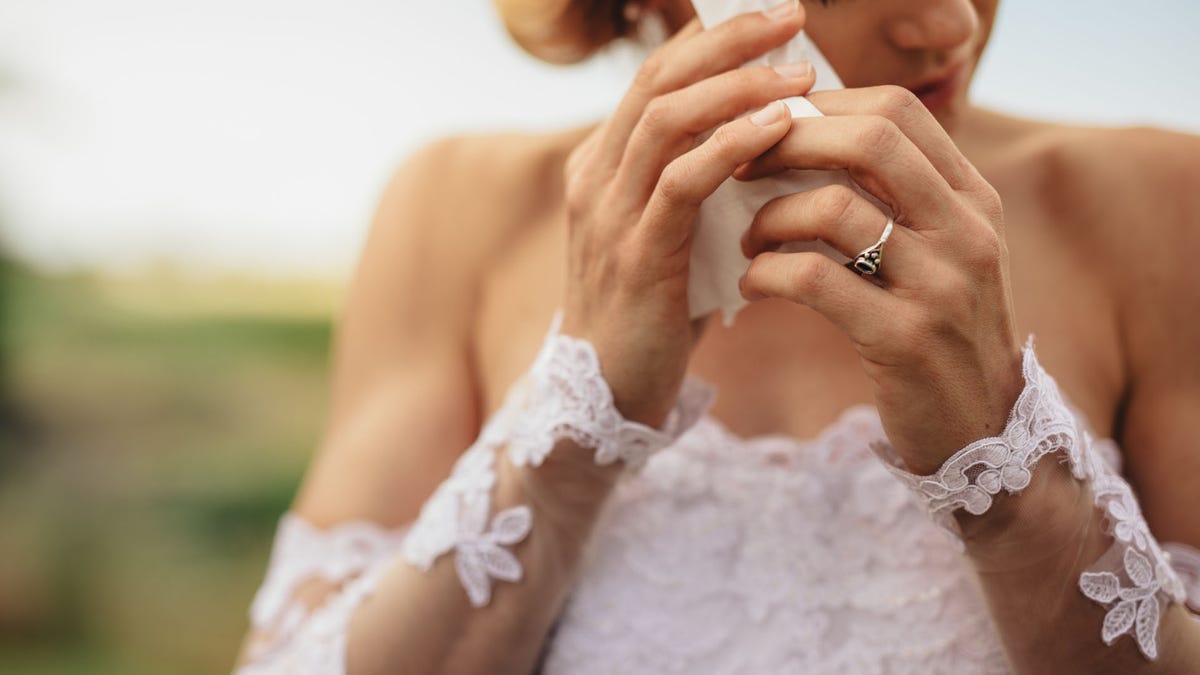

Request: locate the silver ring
(844, 216), (893, 276)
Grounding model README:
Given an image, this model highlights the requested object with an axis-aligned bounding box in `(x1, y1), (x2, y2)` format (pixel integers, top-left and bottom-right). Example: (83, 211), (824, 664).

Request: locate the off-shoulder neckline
(693, 394), (1115, 457)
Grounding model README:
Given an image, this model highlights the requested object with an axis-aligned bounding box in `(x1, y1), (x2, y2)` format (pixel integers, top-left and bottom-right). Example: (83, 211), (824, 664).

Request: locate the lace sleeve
(869, 333), (1191, 661)
(399, 308), (716, 606)
(236, 308), (717, 674)
(1164, 541), (1200, 616)
(236, 515), (410, 674)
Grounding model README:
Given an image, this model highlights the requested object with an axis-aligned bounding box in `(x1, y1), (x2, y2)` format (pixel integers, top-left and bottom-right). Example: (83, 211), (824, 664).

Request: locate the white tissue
(687, 0), (886, 326)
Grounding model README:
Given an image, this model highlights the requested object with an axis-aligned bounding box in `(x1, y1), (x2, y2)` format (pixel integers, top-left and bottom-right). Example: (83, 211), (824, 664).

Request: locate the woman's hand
(560, 0), (816, 429)
(736, 85), (1026, 475)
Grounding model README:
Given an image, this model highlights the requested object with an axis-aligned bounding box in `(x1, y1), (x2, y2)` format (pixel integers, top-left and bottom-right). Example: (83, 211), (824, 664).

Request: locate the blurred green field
(0, 260), (340, 674)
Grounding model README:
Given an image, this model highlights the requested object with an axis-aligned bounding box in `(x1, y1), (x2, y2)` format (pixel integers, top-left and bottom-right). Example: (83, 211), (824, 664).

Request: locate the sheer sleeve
(869, 333), (1196, 662)
(235, 309), (717, 674)
(1163, 541), (1200, 615)
(236, 515), (410, 673)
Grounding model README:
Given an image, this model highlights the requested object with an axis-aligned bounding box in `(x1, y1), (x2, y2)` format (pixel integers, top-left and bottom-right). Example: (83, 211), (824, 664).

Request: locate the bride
(234, 0), (1200, 672)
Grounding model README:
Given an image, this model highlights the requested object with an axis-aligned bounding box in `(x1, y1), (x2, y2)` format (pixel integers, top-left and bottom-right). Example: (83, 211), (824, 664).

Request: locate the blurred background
(0, 0), (1196, 672)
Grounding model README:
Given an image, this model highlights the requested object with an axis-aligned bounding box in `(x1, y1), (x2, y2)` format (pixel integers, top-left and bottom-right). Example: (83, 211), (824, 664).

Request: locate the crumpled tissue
(687, 0), (888, 326)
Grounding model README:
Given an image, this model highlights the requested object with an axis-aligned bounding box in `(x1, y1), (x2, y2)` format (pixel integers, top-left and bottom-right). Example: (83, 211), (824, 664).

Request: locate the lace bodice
(241, 401), (1197, 674)
(239, 313), (1199, 674)
(535, 402), (1115, 674)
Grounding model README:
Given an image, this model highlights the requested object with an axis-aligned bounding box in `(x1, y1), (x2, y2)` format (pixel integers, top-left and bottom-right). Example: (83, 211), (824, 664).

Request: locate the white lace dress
(238, 312), (1200, 674)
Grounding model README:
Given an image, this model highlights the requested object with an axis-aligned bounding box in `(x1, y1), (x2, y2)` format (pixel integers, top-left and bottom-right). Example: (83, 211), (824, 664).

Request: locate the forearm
(345, 310), (714, 672)
(236, 309), (716, 675)
(955, 455), (1200, 673)
(346, 441), (621, 674)
(871, 336), (1200, 674)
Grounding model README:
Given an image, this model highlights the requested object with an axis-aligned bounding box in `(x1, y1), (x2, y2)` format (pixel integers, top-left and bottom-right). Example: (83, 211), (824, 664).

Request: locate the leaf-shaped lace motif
(871, 332), (1187, 661)
(399, 308), (716, 609)
(506, 310), (717, 472)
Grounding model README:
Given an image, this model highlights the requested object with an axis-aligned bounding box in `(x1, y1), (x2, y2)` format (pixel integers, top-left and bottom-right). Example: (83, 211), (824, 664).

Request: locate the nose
(886, 0), (979, 52)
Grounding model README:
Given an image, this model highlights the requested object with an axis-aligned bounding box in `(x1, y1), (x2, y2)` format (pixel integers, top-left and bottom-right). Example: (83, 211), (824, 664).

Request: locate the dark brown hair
(492, 0), (636, 64)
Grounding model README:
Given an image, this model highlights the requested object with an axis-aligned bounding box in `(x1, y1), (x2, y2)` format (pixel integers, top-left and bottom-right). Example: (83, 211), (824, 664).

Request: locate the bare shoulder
(970, 110), (1200, 235)
(1020, 123), (1200, 323)
(336, 126), (592, 369)
(978, 111), (1200, 292)
(1011, 120), (1200, 350)
(1032, 123), (1200, 542)
(1028, 121), (1200, 225)
(382, 124), (596, 276)
(976, 113), (1200, 540)
(292, 123), (596, 526)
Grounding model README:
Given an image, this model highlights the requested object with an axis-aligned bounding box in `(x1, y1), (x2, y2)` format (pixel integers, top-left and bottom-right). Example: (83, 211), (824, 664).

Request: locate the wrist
(872, 332), (1189, 661)
(400, 308), (716, 608)
(954, 453), (1095, 568)
(500, 438), (622, 516)
(497, 444), (620, 564)
(510, 310), (714, 468)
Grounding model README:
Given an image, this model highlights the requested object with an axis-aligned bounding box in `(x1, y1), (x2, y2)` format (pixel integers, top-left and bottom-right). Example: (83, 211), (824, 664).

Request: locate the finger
(638, 100), (792, 254)
(741, 184), (926, 283)
(600, 1), (805, 169)
(618, 61), (816, 200)
(805, 86), (988, 194)
(739, 249), (902, 345)
(735, 114), (961, 229)
(564, 120), (604, 177)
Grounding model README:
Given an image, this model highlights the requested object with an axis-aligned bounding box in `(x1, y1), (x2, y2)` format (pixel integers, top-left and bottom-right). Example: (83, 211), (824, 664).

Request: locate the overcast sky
(1, 0), (1197, 277)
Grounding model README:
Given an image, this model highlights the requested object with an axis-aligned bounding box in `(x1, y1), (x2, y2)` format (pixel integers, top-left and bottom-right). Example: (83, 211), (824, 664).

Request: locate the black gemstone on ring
(851, 249), (881, 275)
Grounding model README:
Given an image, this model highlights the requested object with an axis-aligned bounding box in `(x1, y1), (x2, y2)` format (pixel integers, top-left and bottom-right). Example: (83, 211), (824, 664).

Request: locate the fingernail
(773, 61), (812, 79)
(738, 274), (764, 300)
(739, 231), (752, 257)
(749, 100), (784, 126)
(763, 0), (799, 20)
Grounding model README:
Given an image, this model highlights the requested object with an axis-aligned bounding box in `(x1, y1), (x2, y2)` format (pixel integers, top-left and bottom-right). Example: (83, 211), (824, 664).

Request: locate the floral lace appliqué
(238, 516), (409, 674)
(400, 440), (534, 607)
(505, 311), (717, 471)
(869, 332), (1187, 661)
(399, 308), (716, 608)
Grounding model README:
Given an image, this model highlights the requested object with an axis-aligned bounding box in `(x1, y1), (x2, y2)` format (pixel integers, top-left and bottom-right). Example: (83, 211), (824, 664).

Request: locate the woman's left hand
(735, 85), (1026, 475)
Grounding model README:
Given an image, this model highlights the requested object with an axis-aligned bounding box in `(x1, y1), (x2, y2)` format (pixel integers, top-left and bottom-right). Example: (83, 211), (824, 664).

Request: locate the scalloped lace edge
(400, 308), (717, 607)
(869, 332), (1187, 660)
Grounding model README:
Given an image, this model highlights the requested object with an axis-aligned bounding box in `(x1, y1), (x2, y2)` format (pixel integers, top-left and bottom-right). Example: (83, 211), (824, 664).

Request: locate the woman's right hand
(559, 0), (815, 428)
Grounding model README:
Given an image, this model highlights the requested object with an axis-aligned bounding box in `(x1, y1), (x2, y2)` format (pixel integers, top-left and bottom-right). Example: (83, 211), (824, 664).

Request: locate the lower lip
(912, 67), (966, 113)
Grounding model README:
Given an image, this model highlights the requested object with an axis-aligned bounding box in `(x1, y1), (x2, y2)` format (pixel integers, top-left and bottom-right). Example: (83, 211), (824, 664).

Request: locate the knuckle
(937, 268), (972, 305)
(563, 171), (590, 218)
(639, 96), (675, 137)
(564, 126), (601, 176)
(963, 227), (1004, 267)
(953, 153), (981, 185)
(733, 65), (771, 92)
(934, 273), (978, 332)
(792, 256), (832, 295)
(896, 306), (935, 347)
(634, 53), (668, 93)
(815, 184), (859, 224)
(977, 183), (1004, 220)
(706, 124), (741, 158)
(563, 147), (585, 179)
(748, 196), (779, 231)
(612, 236), (645, 274)
(876, 85), (921, 118)
(858, 117), (903, 162)
(657, 159), (694, 205)
(745, 204), (775, 250)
